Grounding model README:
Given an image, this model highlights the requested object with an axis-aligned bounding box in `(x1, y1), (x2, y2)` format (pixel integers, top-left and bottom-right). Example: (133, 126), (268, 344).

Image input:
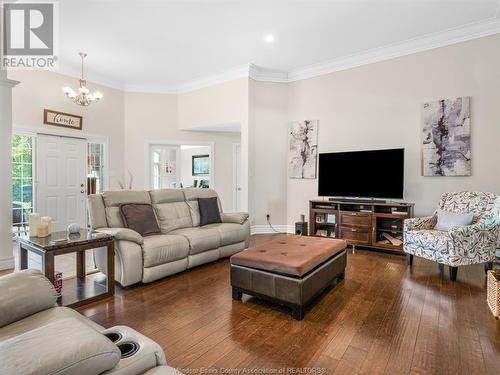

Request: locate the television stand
(310, 199), (414, 254)
(328, 197), (387, 204)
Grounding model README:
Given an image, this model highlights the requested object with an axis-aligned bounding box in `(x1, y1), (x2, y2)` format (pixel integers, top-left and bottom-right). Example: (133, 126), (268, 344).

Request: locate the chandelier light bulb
(61, 52), (103, 106)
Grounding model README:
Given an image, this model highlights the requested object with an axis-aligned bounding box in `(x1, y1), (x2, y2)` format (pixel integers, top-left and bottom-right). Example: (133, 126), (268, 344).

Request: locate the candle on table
(28, 213), (41, 237)
(41, 216), (52, 234)
(38, 222), (49, 238)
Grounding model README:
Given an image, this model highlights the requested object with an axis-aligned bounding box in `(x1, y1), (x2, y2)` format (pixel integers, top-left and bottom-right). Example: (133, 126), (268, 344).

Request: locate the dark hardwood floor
(75, 234), (500, 375)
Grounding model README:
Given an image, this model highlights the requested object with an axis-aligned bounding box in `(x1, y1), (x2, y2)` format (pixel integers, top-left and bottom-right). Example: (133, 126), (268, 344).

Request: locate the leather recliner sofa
(87, 188), (250, 287)
(0, 269), (178, 375)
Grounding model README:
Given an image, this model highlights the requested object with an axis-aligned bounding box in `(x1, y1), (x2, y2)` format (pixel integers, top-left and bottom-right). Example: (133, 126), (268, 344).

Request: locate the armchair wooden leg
(438, 263), (444, 274)
(406, 254), (413, 266)
(449, 266), (458, 282)
(484, 262), (494, 274)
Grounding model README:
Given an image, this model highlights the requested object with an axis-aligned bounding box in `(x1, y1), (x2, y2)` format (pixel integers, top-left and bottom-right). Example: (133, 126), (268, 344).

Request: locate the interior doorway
(147, 142), (214, 190)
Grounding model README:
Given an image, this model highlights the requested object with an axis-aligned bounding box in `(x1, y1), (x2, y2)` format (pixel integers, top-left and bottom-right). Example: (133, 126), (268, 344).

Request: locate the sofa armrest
(0, 269), (57, 328)
(404, 215), (437, 232)
(221, 212), (249, 225)
(95, 227), (144, 245)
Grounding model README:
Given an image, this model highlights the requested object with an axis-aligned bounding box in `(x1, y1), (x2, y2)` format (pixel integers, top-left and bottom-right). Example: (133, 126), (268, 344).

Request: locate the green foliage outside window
(12, 135), (33, 226)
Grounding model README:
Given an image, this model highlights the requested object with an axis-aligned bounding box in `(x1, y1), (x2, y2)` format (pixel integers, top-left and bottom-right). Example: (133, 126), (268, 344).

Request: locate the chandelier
(62, 52), (103, 106)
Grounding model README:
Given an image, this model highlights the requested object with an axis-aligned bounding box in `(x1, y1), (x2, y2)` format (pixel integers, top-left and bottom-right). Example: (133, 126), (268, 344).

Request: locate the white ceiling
(57, 0), (500, 92)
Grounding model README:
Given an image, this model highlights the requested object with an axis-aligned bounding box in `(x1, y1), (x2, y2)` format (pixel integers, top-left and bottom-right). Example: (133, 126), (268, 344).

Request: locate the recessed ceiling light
(264, 34), (275, 43)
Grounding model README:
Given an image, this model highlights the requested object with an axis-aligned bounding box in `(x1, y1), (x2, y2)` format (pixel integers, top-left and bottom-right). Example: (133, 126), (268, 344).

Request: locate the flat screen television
(318, 148), (404, 199)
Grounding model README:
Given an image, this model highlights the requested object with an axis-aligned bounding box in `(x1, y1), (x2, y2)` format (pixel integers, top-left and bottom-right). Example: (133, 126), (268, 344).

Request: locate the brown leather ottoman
(230, 235), (347, 320)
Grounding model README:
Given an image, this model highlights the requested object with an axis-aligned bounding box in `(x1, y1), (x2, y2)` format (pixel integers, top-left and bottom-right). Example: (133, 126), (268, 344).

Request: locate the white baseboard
(0, 256), (15, 271)
(251, 225), (295, 235)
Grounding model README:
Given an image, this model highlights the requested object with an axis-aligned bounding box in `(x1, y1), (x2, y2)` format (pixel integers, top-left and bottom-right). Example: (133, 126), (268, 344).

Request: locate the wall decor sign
(43, 109), (83, 130)
(421, 97), (471, 176)
(289, 120), (319, 179)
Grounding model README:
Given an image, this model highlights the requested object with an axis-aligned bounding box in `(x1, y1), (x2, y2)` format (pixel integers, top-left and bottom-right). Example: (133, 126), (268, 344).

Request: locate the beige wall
(177, 78), (249, 212)
(249, 80), (289, 226)
(8, 70), (125, 189)
(123, 91), (240, 211)
(178, 78), (248, 130)
(286, 34), (500, 223)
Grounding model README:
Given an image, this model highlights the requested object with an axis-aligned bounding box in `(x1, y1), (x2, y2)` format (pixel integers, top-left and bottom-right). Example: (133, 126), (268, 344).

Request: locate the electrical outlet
(266, 214), (270, 220)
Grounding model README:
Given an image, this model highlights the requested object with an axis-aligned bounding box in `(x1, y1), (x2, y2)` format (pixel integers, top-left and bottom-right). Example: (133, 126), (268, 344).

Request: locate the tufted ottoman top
(230, 235), (346, 277)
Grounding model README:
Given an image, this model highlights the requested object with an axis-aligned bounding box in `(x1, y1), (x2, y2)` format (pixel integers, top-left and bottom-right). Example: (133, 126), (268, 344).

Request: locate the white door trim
(13, 124), (110, 203)
(232, 142), (241, 211)
(144, 140), (215, 190)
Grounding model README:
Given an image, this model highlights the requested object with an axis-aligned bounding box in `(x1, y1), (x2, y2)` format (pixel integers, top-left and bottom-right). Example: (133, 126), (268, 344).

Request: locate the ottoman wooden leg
(292, 306), (304, 320)
(232, 287), (242, 301)
(406, 254), (413, 266)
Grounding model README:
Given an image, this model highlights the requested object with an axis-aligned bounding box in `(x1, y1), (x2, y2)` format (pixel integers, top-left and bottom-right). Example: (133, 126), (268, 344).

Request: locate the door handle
(80, 190), (85, 194)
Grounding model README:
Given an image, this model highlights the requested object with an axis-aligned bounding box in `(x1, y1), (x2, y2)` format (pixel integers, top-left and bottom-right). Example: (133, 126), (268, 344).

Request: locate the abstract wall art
(421, 97), (471, 176)
(289, 120), (319, 179)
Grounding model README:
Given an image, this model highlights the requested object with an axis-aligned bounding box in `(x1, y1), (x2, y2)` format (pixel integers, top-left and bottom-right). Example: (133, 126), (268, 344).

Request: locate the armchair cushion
(435, 209), (473, 231)
(0, 270), (57, 328)
(221, 212), (249, 225)
(0, 318), (120, 375)
(95, 227), (144, 245)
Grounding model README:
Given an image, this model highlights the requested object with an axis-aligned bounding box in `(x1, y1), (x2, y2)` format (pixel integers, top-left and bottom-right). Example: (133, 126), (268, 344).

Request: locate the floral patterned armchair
(404, 191), (500, 281)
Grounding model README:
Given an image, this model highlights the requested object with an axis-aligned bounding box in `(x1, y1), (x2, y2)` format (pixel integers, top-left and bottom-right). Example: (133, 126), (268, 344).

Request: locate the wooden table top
(18, 229), (113, 251)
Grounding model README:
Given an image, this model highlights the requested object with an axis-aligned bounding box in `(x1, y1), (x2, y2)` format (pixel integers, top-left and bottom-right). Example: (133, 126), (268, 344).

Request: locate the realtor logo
(1, 1), (59, 69)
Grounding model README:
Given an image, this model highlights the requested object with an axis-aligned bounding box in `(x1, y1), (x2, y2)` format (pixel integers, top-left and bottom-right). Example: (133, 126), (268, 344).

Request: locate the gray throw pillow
(198, 197), (222, 226)
(120, 203), (161, 236)
(435, 209), (473, 232)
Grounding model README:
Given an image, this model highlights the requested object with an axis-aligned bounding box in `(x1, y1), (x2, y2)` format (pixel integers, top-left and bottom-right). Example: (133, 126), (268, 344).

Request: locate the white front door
(36, 135), (87, 232)
(233, 143), (242, 211)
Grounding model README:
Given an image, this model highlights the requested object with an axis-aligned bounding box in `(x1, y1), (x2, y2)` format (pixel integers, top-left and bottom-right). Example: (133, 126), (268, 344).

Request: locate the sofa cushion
(0, 318), (120, 375)
(405, 229), (450, 252)
(150, 189), (185, 204)
(102, 190), (151, 207)
(154, 202), (193, 233)
(106, 207), (125, 228)
(198, 197), (222, 226)
(0, 269), (57, 328)
(170, 227), (221, 255)
(142, 235), (190, 268)
(120, 203), (161, 237)
(205, 223), (249, 246)
(183, 188), (221, 226)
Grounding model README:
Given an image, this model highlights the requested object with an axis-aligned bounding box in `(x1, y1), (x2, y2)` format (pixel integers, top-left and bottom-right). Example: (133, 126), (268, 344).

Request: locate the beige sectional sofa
(0, 269), (176, 375)
(88, 188), (250, 287)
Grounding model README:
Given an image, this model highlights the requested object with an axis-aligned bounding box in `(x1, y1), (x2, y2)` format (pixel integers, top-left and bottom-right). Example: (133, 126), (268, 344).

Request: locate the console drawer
(340, 211), (371, 227)
(340, 227), (371, 245)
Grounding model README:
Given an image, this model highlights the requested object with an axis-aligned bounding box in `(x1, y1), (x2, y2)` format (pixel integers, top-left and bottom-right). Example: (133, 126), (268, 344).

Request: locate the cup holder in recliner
(118, 342), (140, 359)
(104, 332), (122, 343)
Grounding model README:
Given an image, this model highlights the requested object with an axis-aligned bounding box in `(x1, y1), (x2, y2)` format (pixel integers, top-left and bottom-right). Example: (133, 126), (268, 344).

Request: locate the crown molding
(0, 77), (19, 88)
(248, 64), (288, 83)
(57, 62), (126, 92)
(176, 64), (251, 94)
(287, 16), (500, 82)
(52, 12), (500, 94)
